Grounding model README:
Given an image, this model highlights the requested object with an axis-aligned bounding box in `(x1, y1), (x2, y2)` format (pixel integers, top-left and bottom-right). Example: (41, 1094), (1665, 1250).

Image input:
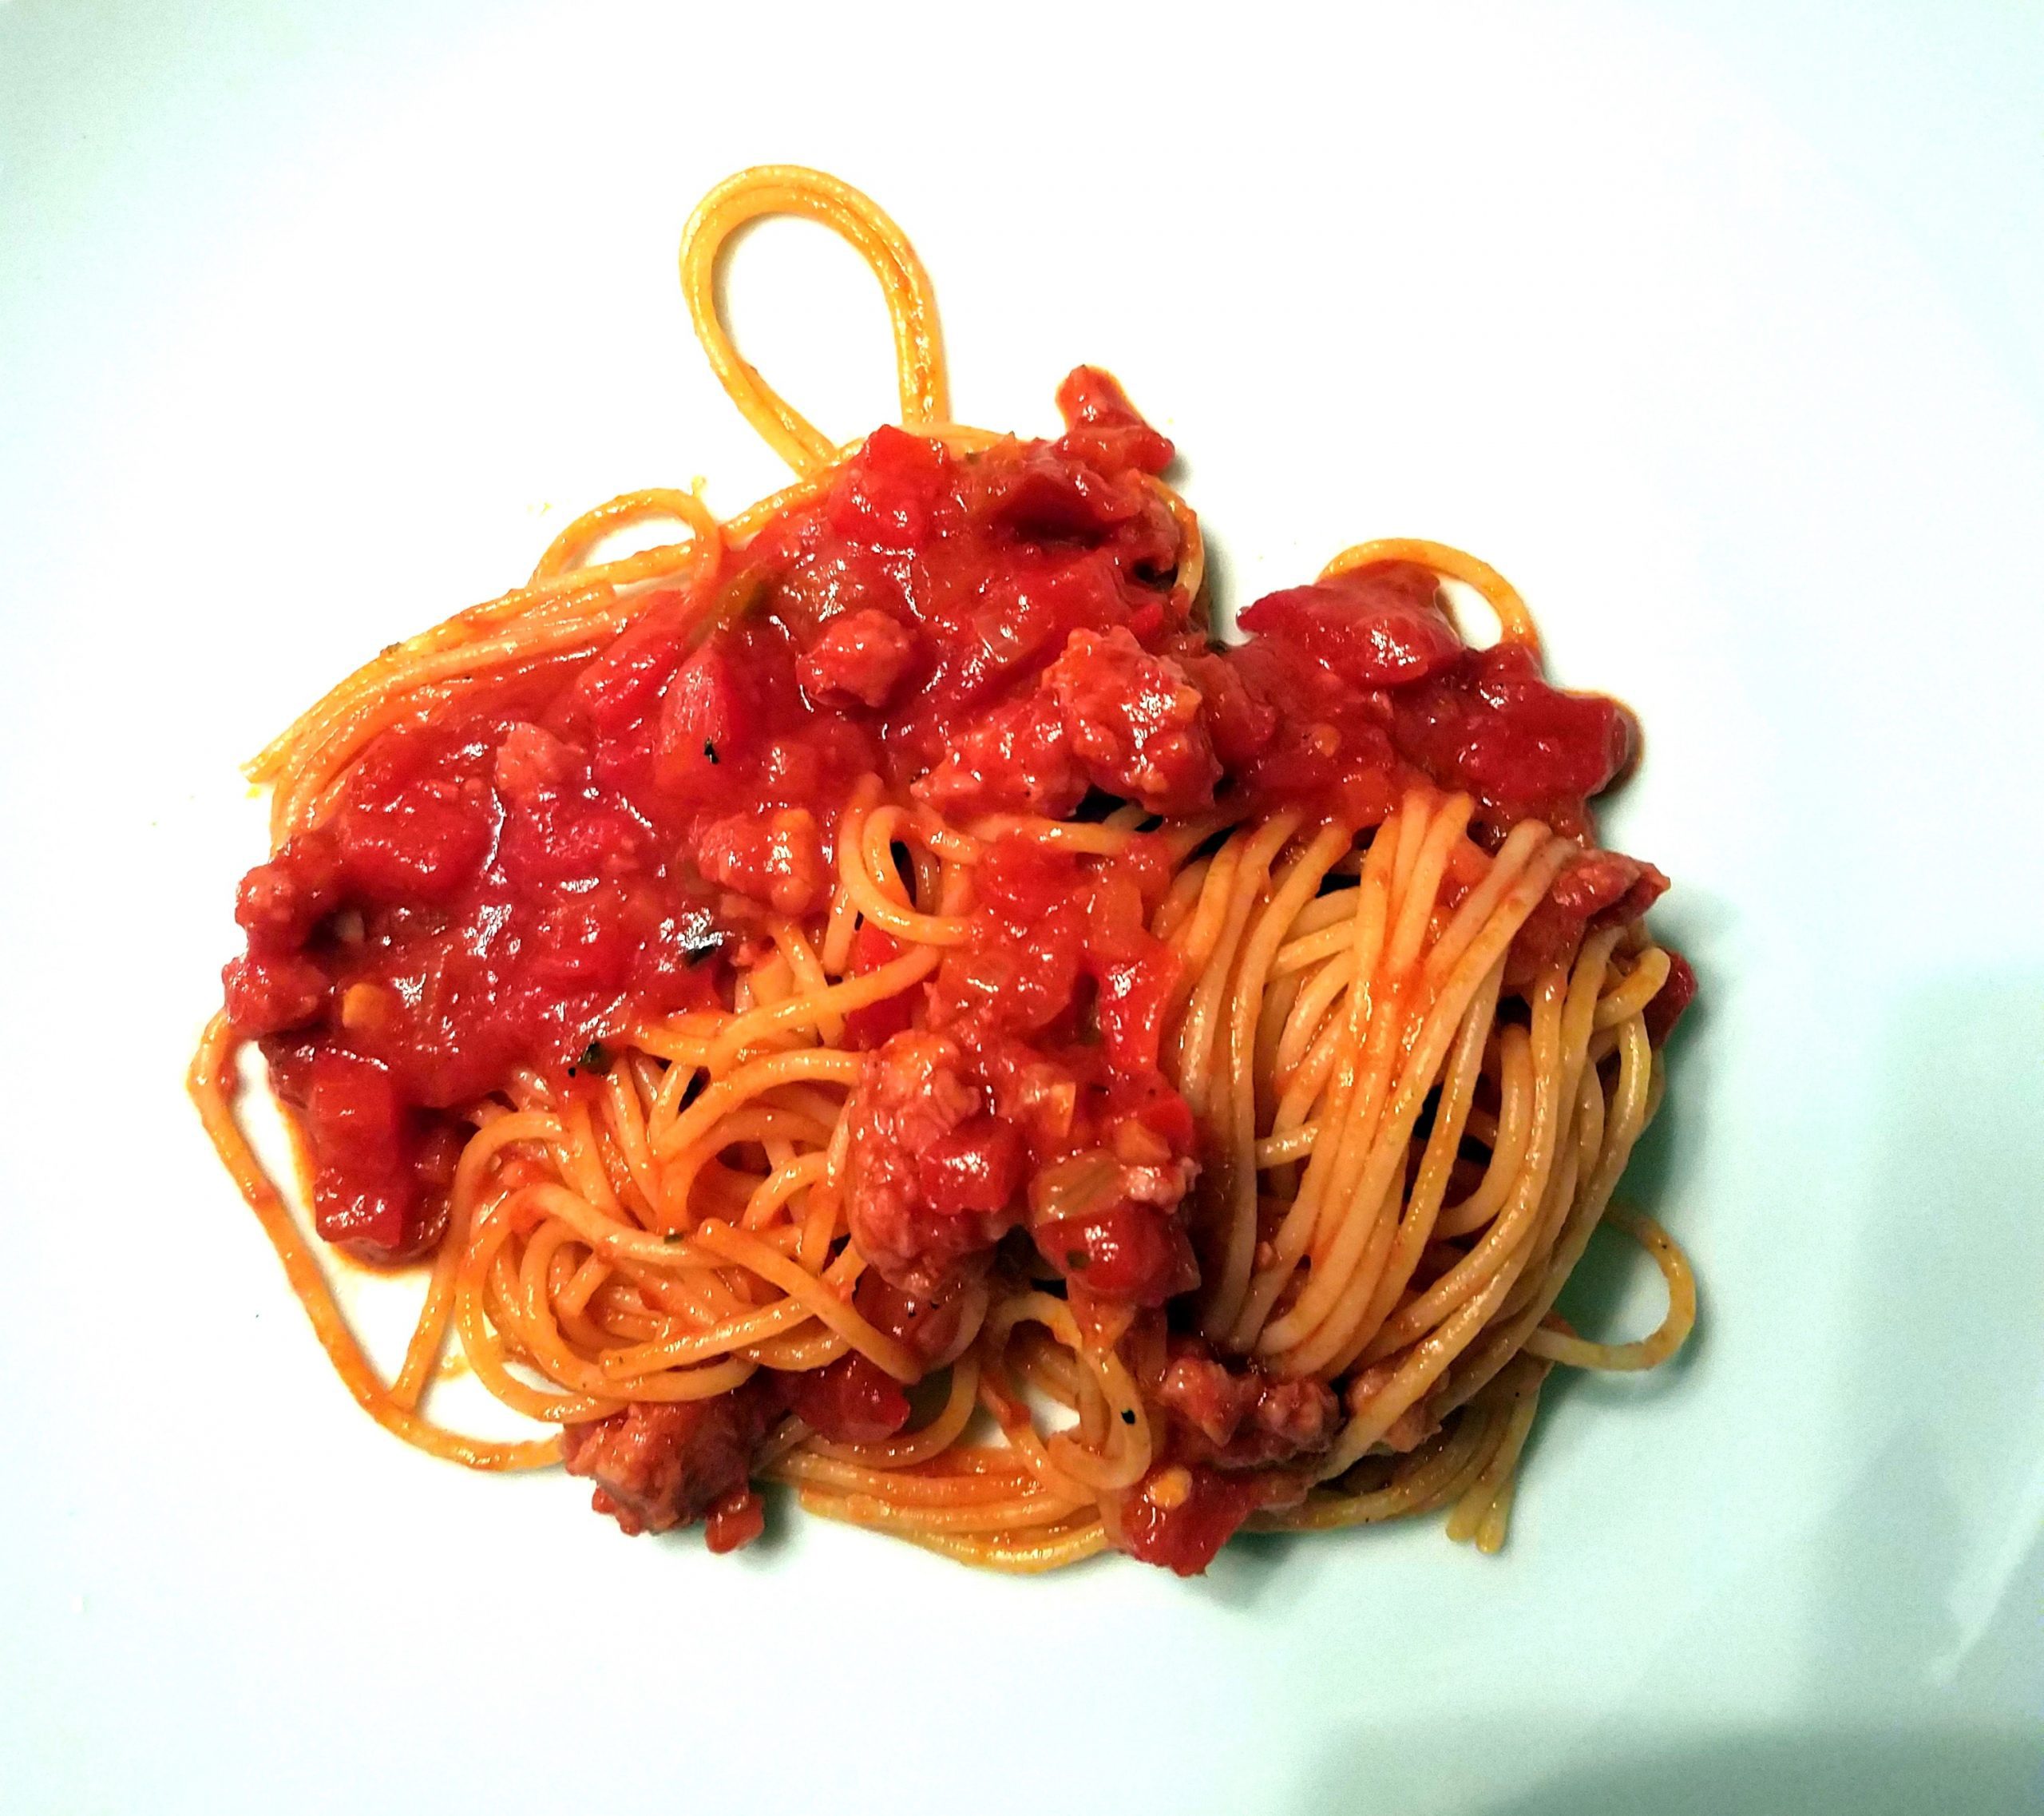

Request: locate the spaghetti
(192, 165), (1698, 1574)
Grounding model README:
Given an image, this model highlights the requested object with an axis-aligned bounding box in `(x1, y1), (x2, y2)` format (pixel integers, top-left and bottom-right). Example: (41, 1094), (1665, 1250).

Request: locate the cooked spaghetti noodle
(192, 165), (1697, 1574)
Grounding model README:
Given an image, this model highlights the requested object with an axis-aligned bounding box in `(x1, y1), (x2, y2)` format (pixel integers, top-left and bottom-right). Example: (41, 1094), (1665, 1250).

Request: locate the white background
(2, 3), (2041, 1811)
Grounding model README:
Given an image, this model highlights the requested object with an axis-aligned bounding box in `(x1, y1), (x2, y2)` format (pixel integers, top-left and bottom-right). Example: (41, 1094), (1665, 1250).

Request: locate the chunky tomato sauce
(223, 367), (1679, 1561)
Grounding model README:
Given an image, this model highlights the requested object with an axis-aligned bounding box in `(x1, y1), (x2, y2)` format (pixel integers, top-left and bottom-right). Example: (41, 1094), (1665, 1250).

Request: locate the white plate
(3, 5), (2041, 1812)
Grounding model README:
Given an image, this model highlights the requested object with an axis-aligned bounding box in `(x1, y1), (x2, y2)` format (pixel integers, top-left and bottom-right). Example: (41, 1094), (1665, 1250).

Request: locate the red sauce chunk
(1116, 1465), (1275, 1577)
(788, 1351), (913, 1445)
(221, 364), (1675, 1557)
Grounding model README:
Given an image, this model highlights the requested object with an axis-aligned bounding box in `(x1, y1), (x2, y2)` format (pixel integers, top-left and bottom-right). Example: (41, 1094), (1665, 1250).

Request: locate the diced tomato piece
(1396, 643), (1635, 821)
(654, 636), (761, 787)
(703, 1485), (766, 1554)
(984, 446), (1143, 542)
(305, 1046), (405, 1151)
(789, 1351), (913, 1444)
(1091, 942), (1180, 1074)
(1037, 1200), (1198, 1306)
(1053, 366), (1175, 476)
(934, 904), (1087, 1037)
(827, 424), (948, 552)
(334, 781), (493, 906)
(1117, 1464), (1266, 1576)
(976, 836), (1084, 926)
(1462, 643), (1636, 799)
(852, 1271), (965, 1366)
(1106, 1070), (1198, 1153)
(1238, 562), (1464, 688)
(299, 1049), (430, 1261)
(569, 591), (690, 736)
(842, 922), (919, 1050)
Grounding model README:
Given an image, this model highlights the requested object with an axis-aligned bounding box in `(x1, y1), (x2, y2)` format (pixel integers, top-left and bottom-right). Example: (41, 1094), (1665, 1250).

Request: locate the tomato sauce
(221, 365), (1658, 1313)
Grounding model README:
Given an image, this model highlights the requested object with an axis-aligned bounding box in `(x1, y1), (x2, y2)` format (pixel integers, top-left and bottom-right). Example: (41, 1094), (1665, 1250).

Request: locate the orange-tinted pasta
(193, 166), (1696, 1573)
